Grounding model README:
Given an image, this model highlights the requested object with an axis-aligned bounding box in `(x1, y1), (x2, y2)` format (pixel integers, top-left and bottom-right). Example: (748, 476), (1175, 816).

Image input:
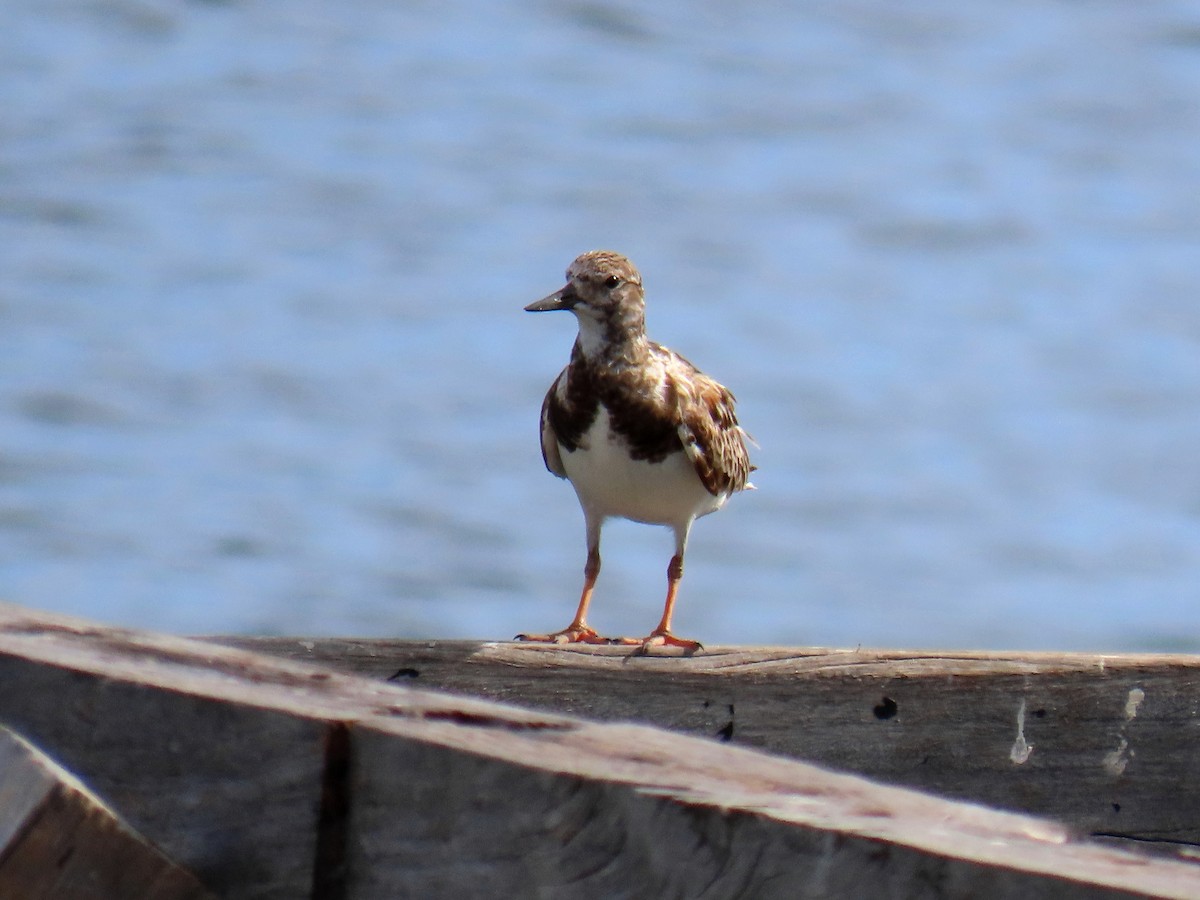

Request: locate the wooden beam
(0, 604), (1198, 898)
(214, 638), (1200, 851)
(0, 725), (214, 899)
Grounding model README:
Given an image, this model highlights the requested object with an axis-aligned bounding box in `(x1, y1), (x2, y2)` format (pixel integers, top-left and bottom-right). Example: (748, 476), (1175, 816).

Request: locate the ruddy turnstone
(518, 250), (754, 652)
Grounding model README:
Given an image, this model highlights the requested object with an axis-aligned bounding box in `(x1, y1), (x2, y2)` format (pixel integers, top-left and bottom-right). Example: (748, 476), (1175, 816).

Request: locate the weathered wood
(214, 638), (1200, 851)
(0, 622), (335, 898)
(1, 604), (1198, 898)
(0, 725), (214, 900)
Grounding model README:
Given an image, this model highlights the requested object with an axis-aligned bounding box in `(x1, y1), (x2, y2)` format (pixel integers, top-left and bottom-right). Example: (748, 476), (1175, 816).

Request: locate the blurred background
(3, 0), (1200, 651)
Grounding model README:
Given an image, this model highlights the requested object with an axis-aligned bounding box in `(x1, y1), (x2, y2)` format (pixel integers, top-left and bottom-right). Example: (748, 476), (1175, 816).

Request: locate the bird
(518, 250), (754, 653)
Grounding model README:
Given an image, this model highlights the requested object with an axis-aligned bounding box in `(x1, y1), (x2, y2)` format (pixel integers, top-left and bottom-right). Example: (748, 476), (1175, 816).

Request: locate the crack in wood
(311, 722), (351, 900)
(420, 709), (576, 730)
(1092, 832), (1200, 851)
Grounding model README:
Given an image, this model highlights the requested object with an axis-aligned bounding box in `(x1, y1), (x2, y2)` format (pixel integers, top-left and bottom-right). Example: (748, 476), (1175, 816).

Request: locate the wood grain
(0, 725), (214, 899)
(214, 638), (1200, 849)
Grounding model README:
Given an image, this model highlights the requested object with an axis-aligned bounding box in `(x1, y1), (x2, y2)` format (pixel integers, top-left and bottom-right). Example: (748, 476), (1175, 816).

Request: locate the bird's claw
(613, 630), (704, 656)
(514, 624), (613, 645)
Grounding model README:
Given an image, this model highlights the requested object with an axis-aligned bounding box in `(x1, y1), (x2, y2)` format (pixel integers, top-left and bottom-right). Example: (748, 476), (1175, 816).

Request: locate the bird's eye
(604, 275), (620, 288)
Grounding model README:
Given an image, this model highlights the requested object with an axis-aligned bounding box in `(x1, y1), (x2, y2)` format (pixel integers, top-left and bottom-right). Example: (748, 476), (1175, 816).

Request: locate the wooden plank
(213, 637), (1200, 851)
(0, 725), (214, 900)
(0, 604), (1198, 898)
(0, 621), (335, 899)
(348, 722), (1194, 900)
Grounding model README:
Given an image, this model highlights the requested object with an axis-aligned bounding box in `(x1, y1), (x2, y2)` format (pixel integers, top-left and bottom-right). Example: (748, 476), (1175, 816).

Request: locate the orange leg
(614, 550), (703, 654)
(516, 547), (611, 644)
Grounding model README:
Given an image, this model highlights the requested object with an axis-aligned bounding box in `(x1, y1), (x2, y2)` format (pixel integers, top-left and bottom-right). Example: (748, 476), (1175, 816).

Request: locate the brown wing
(538, 369), (568, 479)
(669, 359), (754, 497)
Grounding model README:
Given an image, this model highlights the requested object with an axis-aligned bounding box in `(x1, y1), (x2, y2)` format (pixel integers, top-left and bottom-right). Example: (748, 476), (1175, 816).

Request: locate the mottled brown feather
(538, 379), (566, 478)
(670, 361), (754, 496)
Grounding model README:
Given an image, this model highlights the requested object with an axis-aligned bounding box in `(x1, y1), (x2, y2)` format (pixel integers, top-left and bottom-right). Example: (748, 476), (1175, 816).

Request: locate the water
(3, 0), (1200, 651)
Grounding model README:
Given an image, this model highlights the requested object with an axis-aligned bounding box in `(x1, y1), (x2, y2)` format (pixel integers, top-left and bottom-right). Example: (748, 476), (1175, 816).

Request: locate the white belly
(560, 408), (724, 527)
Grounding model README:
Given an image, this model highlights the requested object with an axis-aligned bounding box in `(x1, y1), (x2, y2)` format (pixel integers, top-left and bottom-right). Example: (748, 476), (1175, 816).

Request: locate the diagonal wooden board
(215, 637), (1200, 851)
(0, 725), (215, 899)
(0, 602), (1196, 898)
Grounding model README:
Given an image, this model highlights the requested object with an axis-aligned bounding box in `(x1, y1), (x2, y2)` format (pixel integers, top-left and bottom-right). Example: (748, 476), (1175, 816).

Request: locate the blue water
(3, 0), (1200, 650)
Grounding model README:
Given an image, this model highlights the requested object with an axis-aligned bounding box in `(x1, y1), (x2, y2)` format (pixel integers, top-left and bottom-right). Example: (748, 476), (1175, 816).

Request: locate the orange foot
(613, 630), (704, 655)
(514, 624), (612, 645)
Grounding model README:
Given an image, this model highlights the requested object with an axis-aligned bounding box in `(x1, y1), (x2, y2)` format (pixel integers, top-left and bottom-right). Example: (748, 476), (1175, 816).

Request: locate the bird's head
(525, 251), (646, 353)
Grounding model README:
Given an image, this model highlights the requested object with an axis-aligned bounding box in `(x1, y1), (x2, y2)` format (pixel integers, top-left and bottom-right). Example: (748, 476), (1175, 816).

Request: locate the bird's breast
(560, 406), (725, 527)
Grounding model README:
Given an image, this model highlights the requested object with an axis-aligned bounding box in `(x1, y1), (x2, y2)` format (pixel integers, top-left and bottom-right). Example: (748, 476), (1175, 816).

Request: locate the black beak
(524, 284), (576, 312)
